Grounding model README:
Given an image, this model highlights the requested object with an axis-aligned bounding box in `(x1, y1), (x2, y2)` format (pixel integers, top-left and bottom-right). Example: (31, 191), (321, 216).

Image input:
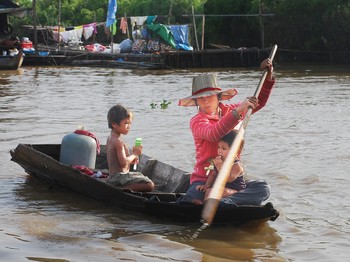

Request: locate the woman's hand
(261, 58), (273, 71)
(261, 58), (274, 80)
(235, 96), (259, 115)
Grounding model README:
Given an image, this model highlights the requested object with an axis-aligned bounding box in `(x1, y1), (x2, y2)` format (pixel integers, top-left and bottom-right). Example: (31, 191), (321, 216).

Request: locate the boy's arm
(115, 140), (138, 170)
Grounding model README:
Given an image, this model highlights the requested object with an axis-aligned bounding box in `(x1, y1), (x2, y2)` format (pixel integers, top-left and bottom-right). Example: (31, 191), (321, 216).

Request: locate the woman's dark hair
(107, 104), (133, 128)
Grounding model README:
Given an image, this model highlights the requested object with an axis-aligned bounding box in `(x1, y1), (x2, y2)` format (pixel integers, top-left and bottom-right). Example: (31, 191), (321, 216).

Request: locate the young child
(195, 130), (246, 203)
(106, 104), (154, 192)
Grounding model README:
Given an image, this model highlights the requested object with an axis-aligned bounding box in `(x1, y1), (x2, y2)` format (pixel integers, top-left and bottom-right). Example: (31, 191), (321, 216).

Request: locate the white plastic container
(59, 132), (97, 168)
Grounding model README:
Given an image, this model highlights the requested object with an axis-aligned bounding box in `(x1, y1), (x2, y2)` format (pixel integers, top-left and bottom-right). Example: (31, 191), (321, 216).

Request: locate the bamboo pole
(191, 5), (199, 50)
(32, 0), (38, 55)
(58, 0), (61, 51)
(201, 14), (205, 50)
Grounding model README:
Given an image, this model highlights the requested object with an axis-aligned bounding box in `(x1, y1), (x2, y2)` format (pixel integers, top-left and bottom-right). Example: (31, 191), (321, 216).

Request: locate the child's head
(107, 104), (133, 129)
(218, 130), (244, 160)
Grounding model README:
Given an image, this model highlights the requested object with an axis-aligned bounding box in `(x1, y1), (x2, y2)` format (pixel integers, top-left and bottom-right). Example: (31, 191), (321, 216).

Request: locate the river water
(1, 64), (349, 261)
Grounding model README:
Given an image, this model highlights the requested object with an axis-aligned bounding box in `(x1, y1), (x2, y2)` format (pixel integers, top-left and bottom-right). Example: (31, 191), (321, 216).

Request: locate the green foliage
(8, 0), (350, 52)
(204, 0), (259, 48)
(264, 0), (350, 51)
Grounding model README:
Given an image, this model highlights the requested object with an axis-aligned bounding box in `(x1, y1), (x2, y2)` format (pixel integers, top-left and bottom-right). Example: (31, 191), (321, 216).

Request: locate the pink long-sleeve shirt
(189, 78), (275, 184)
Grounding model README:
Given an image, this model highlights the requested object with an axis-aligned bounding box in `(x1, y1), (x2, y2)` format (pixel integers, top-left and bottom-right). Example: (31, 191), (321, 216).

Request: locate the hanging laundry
(74, 26), (83, 41)
(110, 21), (117, 35)
(168, 25), (193, 51)
(120, 17), (128, 34)
(106, 0), (117, 28)
(130, 16), (148, 30)
(51, 26), (65, 42)
(60, 28), (83, 44)
(83, 23), (97, 41)
(147, 15), (157, 25)
(59, 31), (70, 43)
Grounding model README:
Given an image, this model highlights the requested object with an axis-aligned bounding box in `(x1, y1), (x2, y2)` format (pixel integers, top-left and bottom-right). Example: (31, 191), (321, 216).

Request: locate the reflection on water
(12, 172), (283, 261)
(1, 65), (350, 261)
(191, 223), (209, 239)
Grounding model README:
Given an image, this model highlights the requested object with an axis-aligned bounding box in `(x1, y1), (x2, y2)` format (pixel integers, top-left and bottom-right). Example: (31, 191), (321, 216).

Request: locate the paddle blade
(201, 198), (220, 225)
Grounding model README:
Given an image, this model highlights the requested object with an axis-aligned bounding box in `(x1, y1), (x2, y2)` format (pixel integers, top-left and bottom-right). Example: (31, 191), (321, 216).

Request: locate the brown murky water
(1, 64), (349, 261)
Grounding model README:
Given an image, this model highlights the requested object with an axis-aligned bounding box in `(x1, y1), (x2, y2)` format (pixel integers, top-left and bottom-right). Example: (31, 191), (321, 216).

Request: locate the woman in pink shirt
(178, 58), (275, 206)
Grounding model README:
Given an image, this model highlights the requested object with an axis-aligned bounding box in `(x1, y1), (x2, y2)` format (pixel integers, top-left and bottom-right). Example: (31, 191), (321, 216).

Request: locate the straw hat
(178, 74), (237, 106)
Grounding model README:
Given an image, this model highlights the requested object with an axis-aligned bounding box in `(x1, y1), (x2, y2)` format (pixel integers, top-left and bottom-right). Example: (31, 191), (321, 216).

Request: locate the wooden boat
(10, 143), (279, 226)
(0, 49), (23, 70)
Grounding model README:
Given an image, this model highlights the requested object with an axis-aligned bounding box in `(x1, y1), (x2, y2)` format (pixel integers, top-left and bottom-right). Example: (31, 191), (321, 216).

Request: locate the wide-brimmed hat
(178, 73), (238, 106)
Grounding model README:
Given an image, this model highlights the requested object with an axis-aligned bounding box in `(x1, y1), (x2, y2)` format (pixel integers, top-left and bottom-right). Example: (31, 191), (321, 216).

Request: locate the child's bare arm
(115, 140), (140, 169)
(196, 171), (217, 192)
(227, 162), (243, 182)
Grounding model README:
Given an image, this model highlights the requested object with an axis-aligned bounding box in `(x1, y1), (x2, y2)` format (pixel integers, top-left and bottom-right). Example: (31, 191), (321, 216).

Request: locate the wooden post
(125, 13), (130, 39)
(32, 0), (38, 55)
(58, 0), (61, 51)
(168, 0), (173, 24)
(201, 14), (205, 50)
(192, 5), (199, 50)
(93, 12), (96, 43)
(259, 0), (265, 49)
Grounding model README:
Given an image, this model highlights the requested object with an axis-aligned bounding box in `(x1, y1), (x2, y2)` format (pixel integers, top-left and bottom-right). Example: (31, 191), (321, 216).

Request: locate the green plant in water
(160, 99), (171, 109)
(150, 102), (158, 109)
(150, 100), (171, 109)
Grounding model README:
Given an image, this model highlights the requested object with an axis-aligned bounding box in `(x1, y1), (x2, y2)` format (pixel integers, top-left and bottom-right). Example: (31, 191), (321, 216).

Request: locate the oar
(201, 44), (278, 225)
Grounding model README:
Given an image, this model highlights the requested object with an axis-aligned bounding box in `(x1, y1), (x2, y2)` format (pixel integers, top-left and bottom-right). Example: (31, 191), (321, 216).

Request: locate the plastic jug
(59, 131), (97, 168)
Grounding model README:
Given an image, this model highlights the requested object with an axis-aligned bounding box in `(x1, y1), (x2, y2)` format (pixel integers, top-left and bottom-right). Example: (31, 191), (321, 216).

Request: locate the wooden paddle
(201, 44), (278, 225)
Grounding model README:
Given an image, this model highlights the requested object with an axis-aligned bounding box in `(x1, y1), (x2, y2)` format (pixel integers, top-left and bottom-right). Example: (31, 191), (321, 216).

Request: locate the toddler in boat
(194, 130), (247, 205)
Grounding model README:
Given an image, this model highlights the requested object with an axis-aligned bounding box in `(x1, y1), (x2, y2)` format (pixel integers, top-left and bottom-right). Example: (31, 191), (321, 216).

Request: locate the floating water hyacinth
(150, 99), (171, 109)
(160, 99), (171, 109)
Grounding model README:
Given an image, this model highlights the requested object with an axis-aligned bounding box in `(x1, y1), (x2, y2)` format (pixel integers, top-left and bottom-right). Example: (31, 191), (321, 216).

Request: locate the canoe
(0, 49), (23, 70)
(10, 143), (279, 226)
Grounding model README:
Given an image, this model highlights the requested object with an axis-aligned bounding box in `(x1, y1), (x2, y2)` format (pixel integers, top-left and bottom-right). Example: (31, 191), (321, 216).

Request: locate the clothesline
(39, 14), (194, 47)
(50, 15), (181, 44)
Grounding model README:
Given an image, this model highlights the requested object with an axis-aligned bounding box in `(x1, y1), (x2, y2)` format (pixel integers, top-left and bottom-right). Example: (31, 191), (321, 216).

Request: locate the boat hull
(0, 50), (23, 70)
(10, 143), (279, 226)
